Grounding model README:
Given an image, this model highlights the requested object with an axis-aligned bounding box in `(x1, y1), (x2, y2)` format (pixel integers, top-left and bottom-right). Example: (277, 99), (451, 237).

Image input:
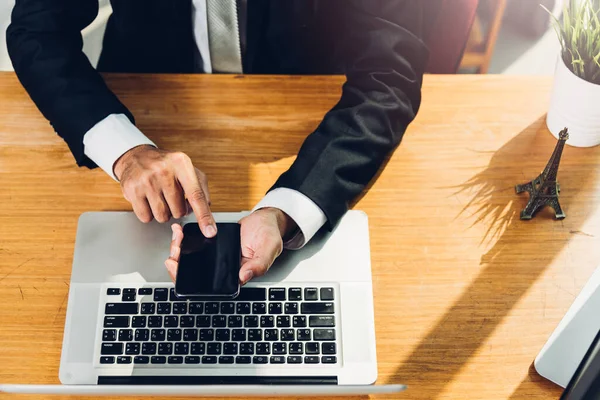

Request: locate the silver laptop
(0, 210), (404, 396)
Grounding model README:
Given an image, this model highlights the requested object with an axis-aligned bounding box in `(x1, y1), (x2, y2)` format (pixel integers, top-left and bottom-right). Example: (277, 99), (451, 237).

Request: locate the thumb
(239, 238), (283, 285)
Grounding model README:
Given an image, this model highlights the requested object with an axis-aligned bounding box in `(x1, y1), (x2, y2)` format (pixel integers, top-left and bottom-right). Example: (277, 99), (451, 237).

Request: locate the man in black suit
(7, 0), (429, 283)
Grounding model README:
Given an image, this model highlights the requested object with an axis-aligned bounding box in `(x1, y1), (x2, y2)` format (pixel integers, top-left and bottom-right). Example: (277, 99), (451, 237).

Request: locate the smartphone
(174, 222), (241, 299)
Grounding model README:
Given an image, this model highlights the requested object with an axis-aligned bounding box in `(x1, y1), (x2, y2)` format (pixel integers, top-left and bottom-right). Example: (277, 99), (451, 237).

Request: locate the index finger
(175, 162), (217, 238)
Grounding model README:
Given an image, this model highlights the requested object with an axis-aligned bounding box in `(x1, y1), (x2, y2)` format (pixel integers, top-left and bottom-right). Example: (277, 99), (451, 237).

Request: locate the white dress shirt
(82, 0), (326, 249)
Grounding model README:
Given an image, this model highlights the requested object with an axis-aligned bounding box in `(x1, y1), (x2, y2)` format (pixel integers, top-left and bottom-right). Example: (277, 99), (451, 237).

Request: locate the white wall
(0, 0), (111, 71)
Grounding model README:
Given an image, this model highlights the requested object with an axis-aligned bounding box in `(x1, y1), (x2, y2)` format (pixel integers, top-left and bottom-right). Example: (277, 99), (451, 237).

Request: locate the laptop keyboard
(97, 285), (339, 367)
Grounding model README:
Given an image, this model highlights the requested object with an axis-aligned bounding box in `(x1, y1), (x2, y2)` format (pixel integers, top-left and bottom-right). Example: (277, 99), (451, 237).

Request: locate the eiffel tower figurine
(515, 127), (569, 220)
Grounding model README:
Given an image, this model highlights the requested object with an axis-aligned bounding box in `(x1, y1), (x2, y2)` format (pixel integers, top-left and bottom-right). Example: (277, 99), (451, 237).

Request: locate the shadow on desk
(388, 117), (600, 399)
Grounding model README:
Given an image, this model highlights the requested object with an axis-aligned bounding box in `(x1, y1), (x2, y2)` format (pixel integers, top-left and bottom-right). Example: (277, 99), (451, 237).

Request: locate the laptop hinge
(98, 376), (338, 385)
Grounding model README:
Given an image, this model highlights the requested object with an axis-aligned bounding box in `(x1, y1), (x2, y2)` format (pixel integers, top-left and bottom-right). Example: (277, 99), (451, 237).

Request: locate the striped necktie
(206, 0), (243, 73)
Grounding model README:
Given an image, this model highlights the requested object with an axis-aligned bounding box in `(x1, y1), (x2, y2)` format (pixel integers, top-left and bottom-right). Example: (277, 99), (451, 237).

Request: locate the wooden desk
(1, 73), (599, 400)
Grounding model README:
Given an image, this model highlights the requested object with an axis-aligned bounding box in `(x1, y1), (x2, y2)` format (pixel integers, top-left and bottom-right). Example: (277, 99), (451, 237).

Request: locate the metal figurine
(515, 127), (569, 220)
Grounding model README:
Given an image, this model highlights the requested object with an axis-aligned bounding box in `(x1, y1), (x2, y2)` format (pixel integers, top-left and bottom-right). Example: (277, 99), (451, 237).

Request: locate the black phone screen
(174, 222), (241, 298)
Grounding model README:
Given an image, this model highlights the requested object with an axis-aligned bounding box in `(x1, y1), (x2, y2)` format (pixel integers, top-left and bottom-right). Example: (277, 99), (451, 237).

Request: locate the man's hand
(165, 208), (298, 284)
(114, 145), (217, 237)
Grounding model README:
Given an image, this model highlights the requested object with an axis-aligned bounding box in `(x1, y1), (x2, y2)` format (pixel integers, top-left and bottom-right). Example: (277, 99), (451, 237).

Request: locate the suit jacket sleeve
(6, 0), (134, 168)
(270, 0), (428, 229)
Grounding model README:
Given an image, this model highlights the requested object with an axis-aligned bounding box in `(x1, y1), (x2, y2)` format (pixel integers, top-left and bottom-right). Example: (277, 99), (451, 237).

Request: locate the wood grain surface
(1, 72), (599, 400)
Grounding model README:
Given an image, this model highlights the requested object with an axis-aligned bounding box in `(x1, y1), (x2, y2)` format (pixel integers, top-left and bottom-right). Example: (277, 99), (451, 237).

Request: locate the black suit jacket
(7, 0), (429, 229)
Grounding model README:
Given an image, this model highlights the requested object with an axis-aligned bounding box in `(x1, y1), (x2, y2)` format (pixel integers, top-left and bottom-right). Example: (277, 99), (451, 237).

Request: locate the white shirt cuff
(83, 114), (156, 181)
(253, 188), (327, 250)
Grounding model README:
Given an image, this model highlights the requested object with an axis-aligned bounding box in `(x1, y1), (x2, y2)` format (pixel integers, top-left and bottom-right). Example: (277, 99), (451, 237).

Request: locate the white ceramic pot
(546, 57), (600, 147)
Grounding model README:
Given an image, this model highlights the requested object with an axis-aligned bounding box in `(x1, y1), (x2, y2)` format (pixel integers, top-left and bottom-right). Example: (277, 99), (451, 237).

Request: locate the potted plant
(545, 0), (600, 147)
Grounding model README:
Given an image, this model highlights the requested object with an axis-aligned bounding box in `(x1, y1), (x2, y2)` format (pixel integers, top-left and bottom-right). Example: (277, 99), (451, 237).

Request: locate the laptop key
(126, 343), (140, 355)
(297, 329), (311, 341)
(236, 356), (251, 364)
(284, 303), (298, 314)
(117, 356), (132, 364)
(240, 343), (254, 355)
(135, 328), (150, 342)
(164, 316), (178, 327)
(107, 288), (120, 295)
(244, 316), (259, 327)
(253, 356), (268, 364)
(134, 356), (149, 364)
(174, 342), (189, 355)
(191, 343), (205, 355)
(205, 302), (220, 314)
(185, 356), (200, 364)
(322, 356), (337, 364)
(237, 287), (267, 301)
(199, 329), (214, 341)
(207, 343), (221, 355)
(314, 329), (335, 341)
(269, 288), (286, 301)
(142, 342), (156, 355)
(123, 288), (136, 294)
(228, 315), (242, 328)
(100, 356), (115, 364)
(148, 316), (162, 327)
(101, 343), (123, 355)
(280, 329), (295, 341)
(105, 303), (138, 315)
(301, 302), (334, 314)
(320, 288), (334, 301)
(221, 302), (235, 314)
(118, 329), (133, 342)
(309, 316), (335, 327)
(288, 288), (302, 301)
(304, 288), (318, 301)
(157, 303), (171, 314)
(138, 288), (153, 295)
(212, 315), (227, 328)
(173, 302), (187, 314)
(167, 329), (182, 341)
(256, 342), (270, 355)
(189, 302), (204, 314)
(305, 356), (320, 364)
(158, 342), (173, 355)
(264, 329), (278, 341)
(260, 316), (274, 328)
(216, 329), (230, 341)
(287, 356), (302, 364)
(168, 356), (183, 364)
(289, 343), (303, 354)
(102, 329), (117, 341)
(269, 303), (283, 315)
(277, 316), (291, 327)
(151, 329), (165, 341)
(292, 316), (306, 327)
(248, 329), (262, 341)
(305, 342), (320, 354)
(132, 316), (147, 328)
(180, 316), (195, 327)
(252, 303), (266, 314)
(153, 288), (168, 302)
(151, 356), (166, 364)
(169, 288), (184, 301)
(232, 329), (246, 341)
(122, 292), (136, 302)
(236, 303), (251, 314)
(140, 303), (154, 315)
(196, 316), (211, 327)
(270, 356), (285, 364)
(183, 329), (198, 341)
(202, 356), (217, 364)
(104, 316), (129, 328)
(273, 343), (287, 354)
(223, 343), (238, 355)
(219, 356), (234, 364)
(322, 342), (336, 355)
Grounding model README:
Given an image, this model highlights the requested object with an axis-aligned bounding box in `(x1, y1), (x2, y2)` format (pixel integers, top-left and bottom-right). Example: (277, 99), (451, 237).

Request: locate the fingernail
(205, 225), (217, 237)
(242, 270), (253, 283)
(172, 229), (177, 240)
